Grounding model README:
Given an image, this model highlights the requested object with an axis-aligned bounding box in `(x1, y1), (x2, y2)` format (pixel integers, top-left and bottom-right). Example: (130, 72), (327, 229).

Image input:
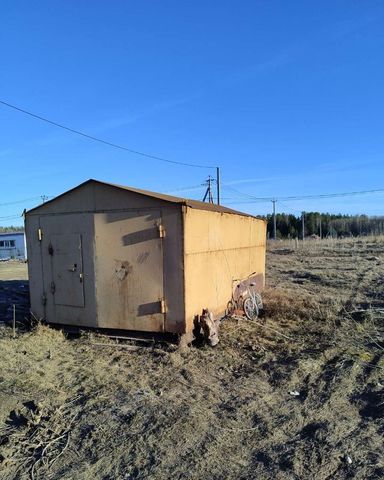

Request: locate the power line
(226, 187), (384, 204)
(0, 214), (23, 220)
(0, 99), (216, 169)
(278, 201), (303, 215)
(0, 195), (52, 207)
(224, 185), (261, 199)
(278, 188), (384, 201)
(0, 196), (43, 207)
(166, 183), (205, 194)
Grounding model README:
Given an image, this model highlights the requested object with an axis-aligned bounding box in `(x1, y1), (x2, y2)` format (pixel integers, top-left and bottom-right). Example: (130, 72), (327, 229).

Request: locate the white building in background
(0, 232), (26, 260)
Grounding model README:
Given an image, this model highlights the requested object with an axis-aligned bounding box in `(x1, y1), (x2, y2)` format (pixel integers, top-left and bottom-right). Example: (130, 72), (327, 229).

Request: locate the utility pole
(272, 199), (277, 240)
(41, 195), (48, 203)
(302, 211), (305, 240)
(216, 166), (221, 205)
(202, 176), (214, 203)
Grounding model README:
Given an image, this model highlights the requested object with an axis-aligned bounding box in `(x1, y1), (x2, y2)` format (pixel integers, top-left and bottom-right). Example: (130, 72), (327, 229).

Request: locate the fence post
(13, 304), (16, 338)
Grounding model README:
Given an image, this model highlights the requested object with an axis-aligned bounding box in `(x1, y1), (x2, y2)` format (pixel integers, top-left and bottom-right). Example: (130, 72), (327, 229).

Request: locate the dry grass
(0, 261), (27, 281)
(0, 238), (383, 479)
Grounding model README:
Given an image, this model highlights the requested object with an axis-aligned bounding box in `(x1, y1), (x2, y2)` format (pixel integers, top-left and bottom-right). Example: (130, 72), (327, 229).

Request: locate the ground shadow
(0, 280), (30, 324)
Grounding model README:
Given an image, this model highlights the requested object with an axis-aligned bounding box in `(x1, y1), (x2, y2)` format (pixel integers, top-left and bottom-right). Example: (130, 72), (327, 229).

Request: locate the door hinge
(50, 281), (56, 294)
(160, 298), (167, 314)
(38, 228), (43, 241)
(158, 224), (166, 238)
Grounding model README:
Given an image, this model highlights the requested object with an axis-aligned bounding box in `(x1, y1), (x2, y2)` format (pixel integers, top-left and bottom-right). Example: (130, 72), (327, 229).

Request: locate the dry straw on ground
(0, 237), (383, 479)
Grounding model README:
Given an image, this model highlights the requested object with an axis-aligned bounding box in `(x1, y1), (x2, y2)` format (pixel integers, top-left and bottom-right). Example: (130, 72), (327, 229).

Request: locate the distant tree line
(0, 226), (24, 233)
(2, 216), (384, 239)
(266, 213), (384, 239)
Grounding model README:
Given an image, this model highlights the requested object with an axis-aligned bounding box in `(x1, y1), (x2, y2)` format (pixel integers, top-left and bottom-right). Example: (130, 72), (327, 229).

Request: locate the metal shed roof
(27, 179), (257, 218)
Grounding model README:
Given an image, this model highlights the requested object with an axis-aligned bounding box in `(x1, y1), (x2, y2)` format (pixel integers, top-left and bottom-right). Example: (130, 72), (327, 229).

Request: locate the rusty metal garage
(25, 179), (266, 339)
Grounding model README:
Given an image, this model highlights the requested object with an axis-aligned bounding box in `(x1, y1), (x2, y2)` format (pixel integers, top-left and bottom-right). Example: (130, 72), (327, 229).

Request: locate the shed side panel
(25, 216), (45, 320)
(183, 208), (266, 332)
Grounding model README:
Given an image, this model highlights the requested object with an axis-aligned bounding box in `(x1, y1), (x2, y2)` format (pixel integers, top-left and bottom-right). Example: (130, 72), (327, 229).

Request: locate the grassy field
(0, 261), (28, 281)
(0, 238), (383, 479)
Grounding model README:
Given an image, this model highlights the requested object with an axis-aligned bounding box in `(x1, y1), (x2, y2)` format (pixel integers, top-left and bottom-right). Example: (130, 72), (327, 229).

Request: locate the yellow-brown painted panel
(183, 208), (266, 331)
(94, 210), (165, 331)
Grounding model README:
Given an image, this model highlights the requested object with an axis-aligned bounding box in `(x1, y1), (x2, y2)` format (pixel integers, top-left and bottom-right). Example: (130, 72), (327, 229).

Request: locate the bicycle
(243, 283), (263, 321)
(226, 272), (263, 320)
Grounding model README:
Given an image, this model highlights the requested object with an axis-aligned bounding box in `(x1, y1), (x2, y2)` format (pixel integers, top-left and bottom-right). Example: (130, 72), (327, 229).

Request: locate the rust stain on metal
(114, 260), (133, 281)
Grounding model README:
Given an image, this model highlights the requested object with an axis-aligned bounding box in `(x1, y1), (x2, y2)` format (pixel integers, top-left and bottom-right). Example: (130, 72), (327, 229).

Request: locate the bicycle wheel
(243, 297), (259, 320)
(226, 300), (235, 316)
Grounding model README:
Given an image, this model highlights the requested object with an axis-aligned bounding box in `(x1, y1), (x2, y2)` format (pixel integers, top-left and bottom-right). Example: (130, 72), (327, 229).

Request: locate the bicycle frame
(227, 271), (260, 315)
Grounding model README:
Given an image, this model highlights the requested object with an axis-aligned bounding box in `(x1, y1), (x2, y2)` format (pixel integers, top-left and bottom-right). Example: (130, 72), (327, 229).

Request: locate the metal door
(94, 210), (165, 331)
(48, 233), (85, 307)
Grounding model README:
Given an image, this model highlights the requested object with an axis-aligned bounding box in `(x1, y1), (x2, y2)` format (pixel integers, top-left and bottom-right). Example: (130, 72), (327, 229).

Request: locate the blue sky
(1, 0), (383, 225)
